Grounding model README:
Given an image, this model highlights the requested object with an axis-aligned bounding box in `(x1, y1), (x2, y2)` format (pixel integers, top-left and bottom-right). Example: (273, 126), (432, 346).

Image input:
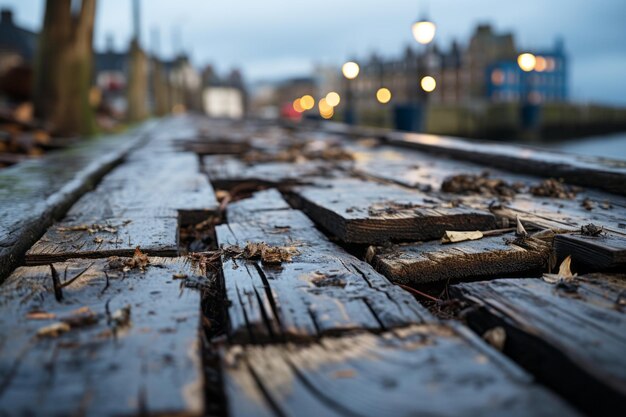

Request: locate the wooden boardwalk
(1, 114), (625, 416)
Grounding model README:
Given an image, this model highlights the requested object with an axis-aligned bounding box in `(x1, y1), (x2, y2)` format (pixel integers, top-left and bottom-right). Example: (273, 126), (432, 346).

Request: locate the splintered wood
(452, 274), (626, 416)
(0, 257), (204, 416)
(216, 190), (431, 343)
(222, 325), (580, 417)
(26, 144), (219, 264)
(370, 233), (551, 284)
(3, 115), (626, 417)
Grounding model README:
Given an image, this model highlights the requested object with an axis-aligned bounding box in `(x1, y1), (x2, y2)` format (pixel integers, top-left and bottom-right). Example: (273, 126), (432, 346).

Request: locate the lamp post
(342, 61), (359, 125)
(395, 13), (436, 131)
(517, 52), (541, 139)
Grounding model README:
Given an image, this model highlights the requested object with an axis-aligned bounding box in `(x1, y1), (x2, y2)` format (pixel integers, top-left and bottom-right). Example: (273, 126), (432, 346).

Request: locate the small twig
(49, 264), (63, 302)
(60, 262), (94, 288)
(397, 283), (440, 302)
(100, 271), (110, 295)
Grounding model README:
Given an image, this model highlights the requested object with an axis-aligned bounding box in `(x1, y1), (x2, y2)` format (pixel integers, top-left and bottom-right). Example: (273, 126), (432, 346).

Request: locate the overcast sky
(3, 0), (626, 105)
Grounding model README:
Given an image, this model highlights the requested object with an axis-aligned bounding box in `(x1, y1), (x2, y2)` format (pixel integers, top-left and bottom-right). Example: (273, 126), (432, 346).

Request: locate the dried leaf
(483, 327), (506, 351)
(172, 272), (188, 280)
(441, 230), (483, 244)
(37, 322), (70, 338)
(515, 216), (527, 238)
(543, 255), (577, 283)
(26, 311), (56, 320)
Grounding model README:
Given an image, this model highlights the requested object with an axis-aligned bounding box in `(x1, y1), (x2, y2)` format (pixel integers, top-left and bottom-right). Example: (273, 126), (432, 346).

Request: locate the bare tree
(34, 0), (97, 136)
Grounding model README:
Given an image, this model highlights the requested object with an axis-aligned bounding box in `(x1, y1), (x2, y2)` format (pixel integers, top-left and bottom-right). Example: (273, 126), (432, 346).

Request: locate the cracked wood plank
(290, 178), (496, 244)
(451, 274), (626, 416)
(217, 189), (430, 343)
(0, 121), (156, 281)
(222, 324), (580, 417)
(371, 233), (551, 285)
(555, 233), (626, 270)
(25, 151), (218, 264)
(0, 257), (204, 416)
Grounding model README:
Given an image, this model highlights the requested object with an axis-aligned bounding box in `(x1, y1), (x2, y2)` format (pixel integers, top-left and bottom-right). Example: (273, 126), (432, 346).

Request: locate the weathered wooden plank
(0, 121), (156, 281)
(217, 190), (430, 343)
(290, 178), (496, 244)
(222, 324), (580, 417)
(452, 274), (626, 416)
(371, 233), (551, 284)
(383, 129), (626, 195)
(555, 232), (626, 270)
(203, 155), (337, 189)
(0, 257), (204, 416)
(26, 151), (218, 264)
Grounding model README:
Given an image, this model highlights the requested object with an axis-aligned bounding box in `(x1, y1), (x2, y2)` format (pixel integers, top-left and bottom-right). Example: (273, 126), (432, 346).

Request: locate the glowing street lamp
(342, 61), (359, 124)
(326, 92), (341, 107)
(411, 19), (436, 45)
(300, 95), (315, 110)
(376, 88), (392, 104)
(518, 53), (537, 72)
(342, 61), (360, 80)
(420, 76), (436, 93)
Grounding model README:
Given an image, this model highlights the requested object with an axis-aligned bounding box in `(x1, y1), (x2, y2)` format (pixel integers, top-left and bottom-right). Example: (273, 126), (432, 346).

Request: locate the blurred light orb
(300, 95), (315, 110)
(293, 98), (304, 113)
(534, 56), (547, 72)
(412, 20), (436, 45)
(326, 91), (341, 107)
(318, 98), (333, 112)
(518, 53), (537, 72)
(376, 87), (392, 104)
(342, 62), (360, 79)
(420, 76), (436, 92)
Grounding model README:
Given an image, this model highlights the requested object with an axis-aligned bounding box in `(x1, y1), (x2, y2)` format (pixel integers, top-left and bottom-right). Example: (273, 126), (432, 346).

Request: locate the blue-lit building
(486, 39), (567, 103)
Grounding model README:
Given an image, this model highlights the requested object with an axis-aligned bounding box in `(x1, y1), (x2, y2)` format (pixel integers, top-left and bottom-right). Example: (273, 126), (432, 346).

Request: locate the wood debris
(529, 178), (580, 199)
(108, 247), (150, 272)
(223, 242), (300, 265)
(57, 223), (119, 234)
(441, 230), (484, 244)
(441, 172), (523, 197)
(580, 223), (603, 236)
(111, 305), (131, 328)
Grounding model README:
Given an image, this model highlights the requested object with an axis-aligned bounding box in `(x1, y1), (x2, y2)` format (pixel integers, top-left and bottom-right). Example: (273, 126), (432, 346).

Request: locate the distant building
(202, 66), (247, 119)
(94, 38), (129, 114)
(0, 9), (37, 101)
(487, 38), (567, 103)
(329, 22), (568, 113)
(0, 9), (37, 74)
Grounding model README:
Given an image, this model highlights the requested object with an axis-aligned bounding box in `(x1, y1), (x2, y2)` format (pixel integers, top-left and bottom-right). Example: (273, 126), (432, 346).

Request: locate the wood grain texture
(218, 190), (431, 343)
(291, 178), (496, 244)
(0, 121), (157, 281)
(452, 274), (626, 416)
(372, 233), (551, 284)
(555, 233), (626, 270)
(0, 257), (204, 416)
(26, 149), (218, 264)
(222, 324), (580, 417)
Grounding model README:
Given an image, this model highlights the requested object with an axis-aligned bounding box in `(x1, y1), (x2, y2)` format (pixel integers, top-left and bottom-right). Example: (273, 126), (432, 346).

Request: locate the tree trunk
(126, 40), (148, 121)
(151, 57), (168, 117)
(34, 0), (97, 136)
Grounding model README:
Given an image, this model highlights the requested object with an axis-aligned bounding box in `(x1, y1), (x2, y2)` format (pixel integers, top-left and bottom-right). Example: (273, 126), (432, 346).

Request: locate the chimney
(1, 9), (14, 26)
